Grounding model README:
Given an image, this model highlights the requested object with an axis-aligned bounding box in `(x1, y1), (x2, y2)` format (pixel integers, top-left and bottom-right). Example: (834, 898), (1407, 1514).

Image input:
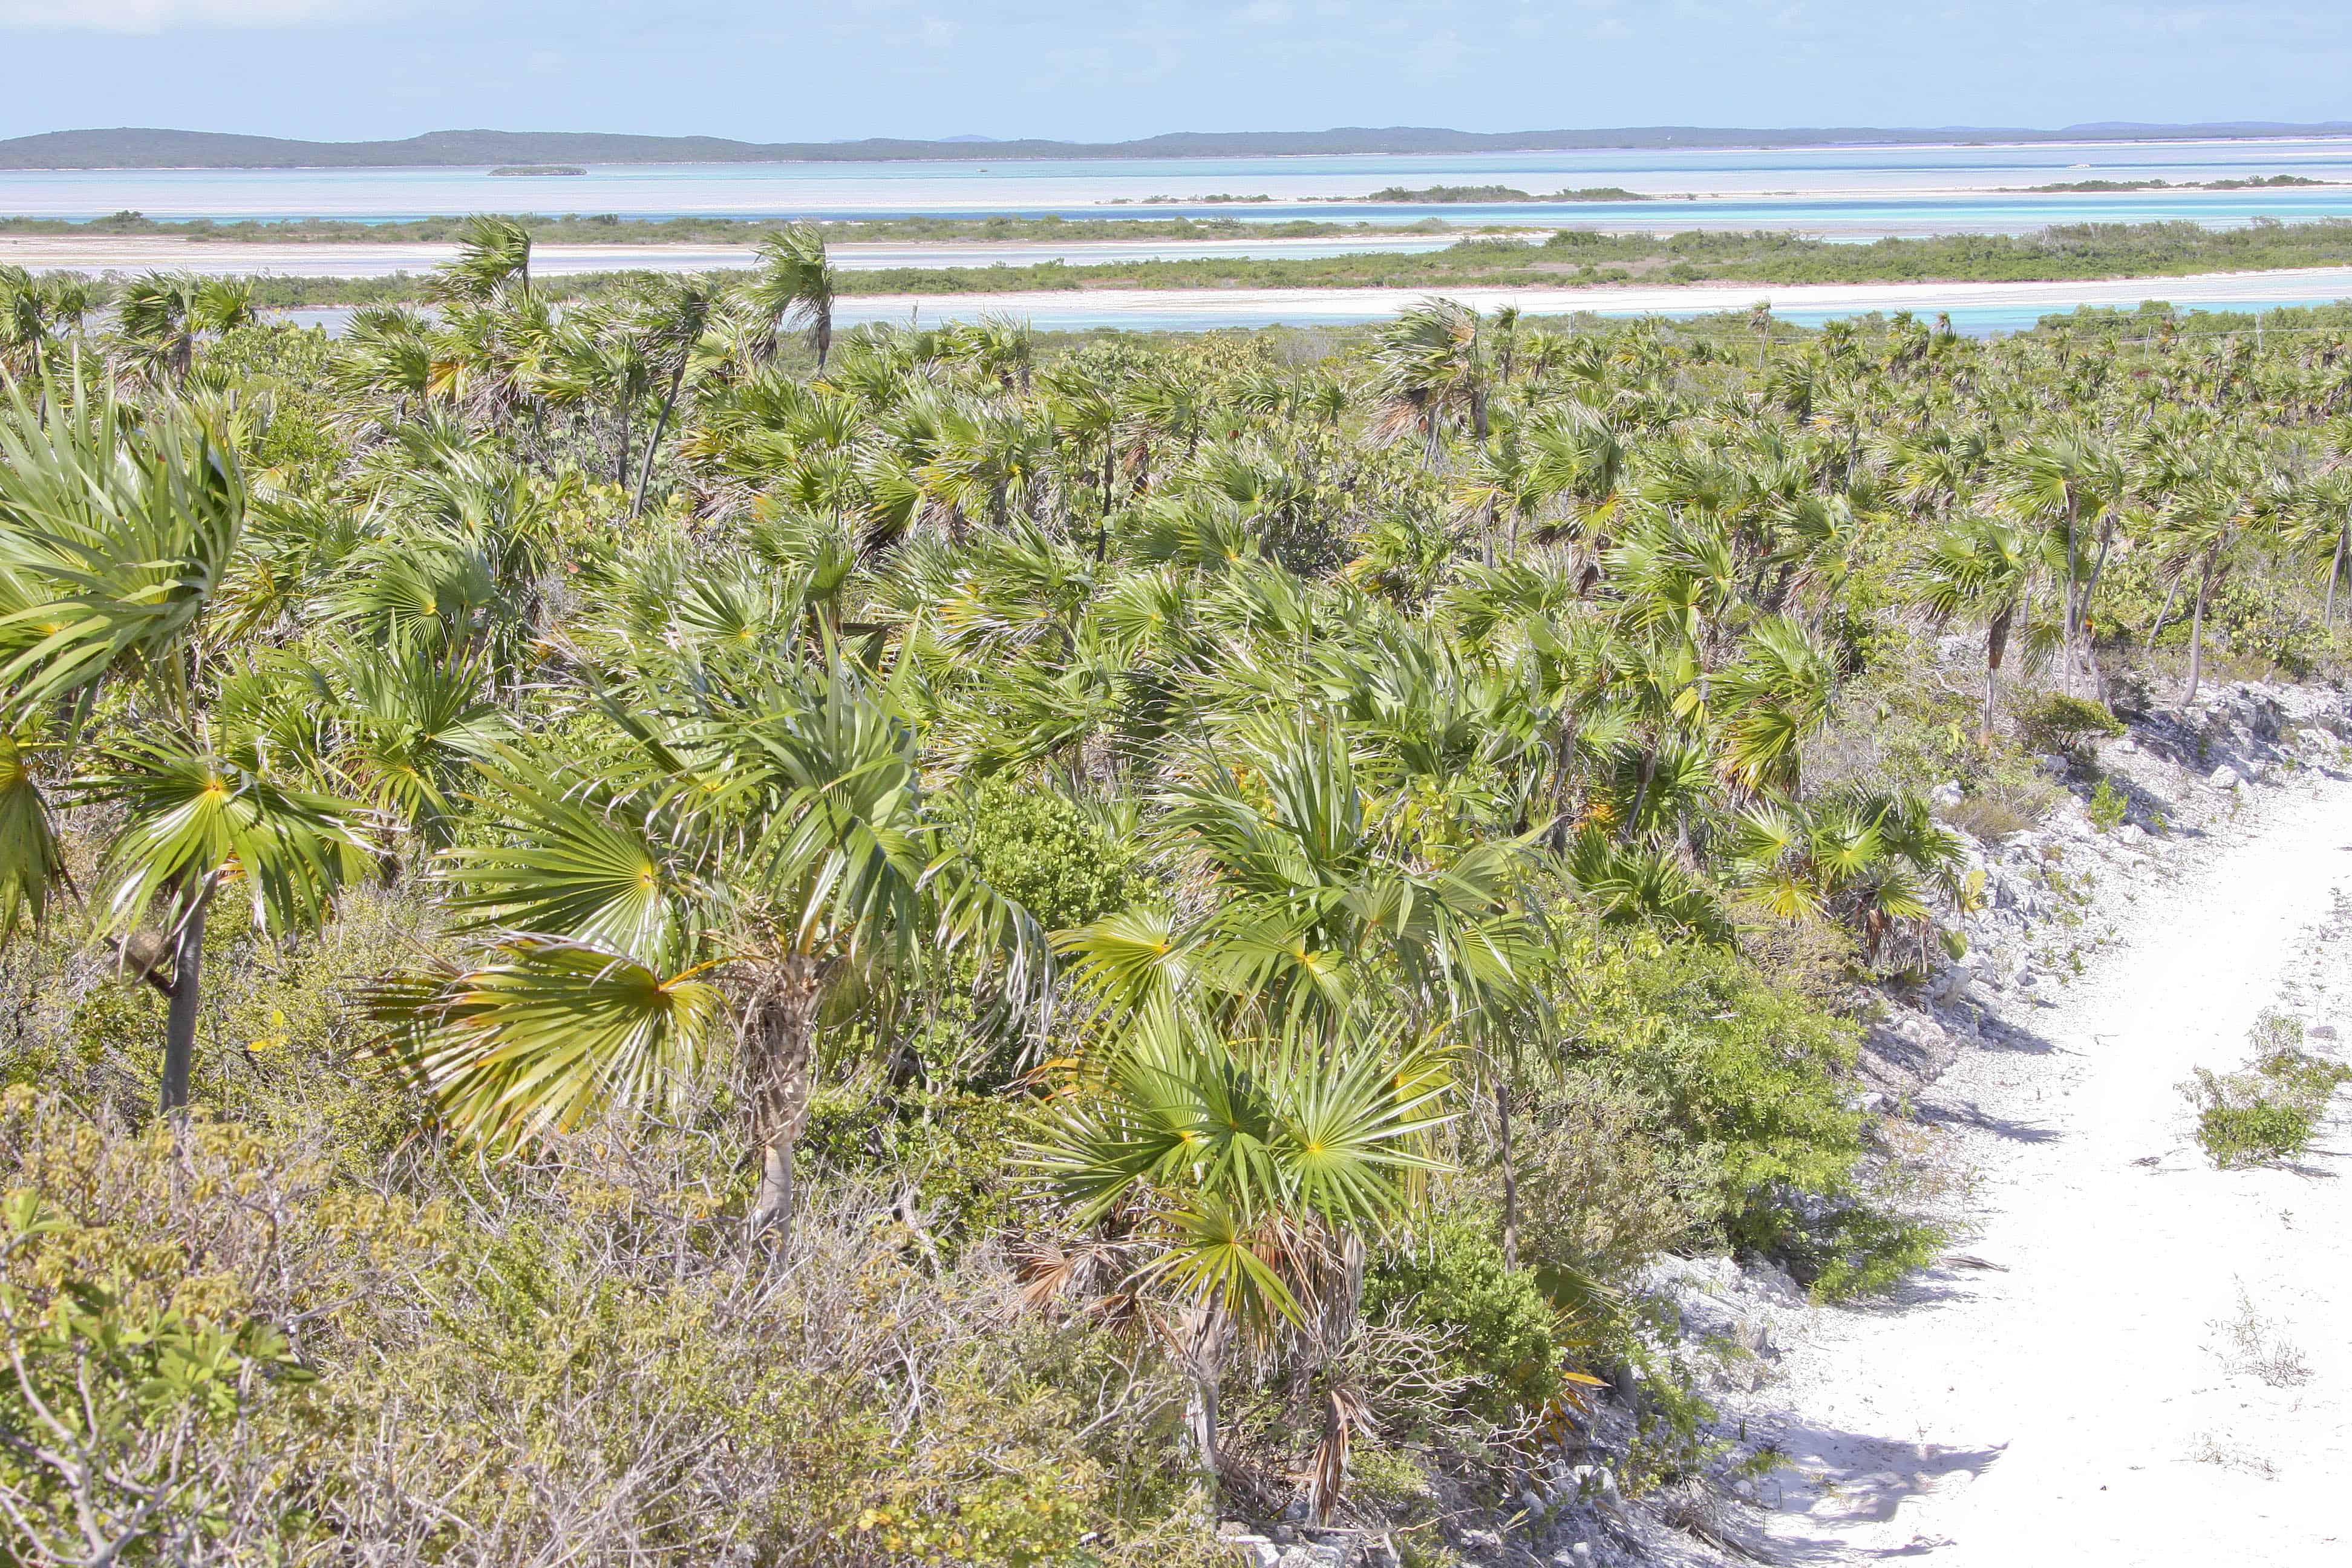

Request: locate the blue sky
(1, 1), (2348, 143)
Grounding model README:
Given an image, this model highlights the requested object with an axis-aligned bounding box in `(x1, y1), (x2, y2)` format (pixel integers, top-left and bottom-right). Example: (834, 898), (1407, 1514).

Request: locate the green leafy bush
(1365, 1219), (1564, 1420)
(1786, 1206), (1948, 1301)
(2088, 777), (2129, 833)
(2181, 1011), (2352, 1168)
(953, 776), (1143, 932)
(2015, 692), (2125, 757)
(1555, 934), (1869, 1254)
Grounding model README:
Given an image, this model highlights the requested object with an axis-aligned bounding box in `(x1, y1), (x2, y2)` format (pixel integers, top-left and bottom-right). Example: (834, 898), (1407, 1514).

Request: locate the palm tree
(1912, 512), (2037, 742)
(112, 272), (255, 385)
(1373, 297), (1488, 466)
(1998, 428), (2126, 697)
(431, 215), (534, 304)
(0, 367), (370, 1111)
(749, 224), (839, 370)
(1025, 1003), (1451, 1489)
(630, 278), (722, 517)
(368, 652), (1042, 1248)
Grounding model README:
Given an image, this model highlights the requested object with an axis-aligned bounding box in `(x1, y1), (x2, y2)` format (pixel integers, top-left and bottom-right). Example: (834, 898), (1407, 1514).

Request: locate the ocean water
(17, 137), (2352, 237)
(273, 264), (2352, 341)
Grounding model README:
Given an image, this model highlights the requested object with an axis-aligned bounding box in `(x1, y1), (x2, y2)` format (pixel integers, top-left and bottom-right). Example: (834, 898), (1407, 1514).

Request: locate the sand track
(1753, 774), (2352, 1566)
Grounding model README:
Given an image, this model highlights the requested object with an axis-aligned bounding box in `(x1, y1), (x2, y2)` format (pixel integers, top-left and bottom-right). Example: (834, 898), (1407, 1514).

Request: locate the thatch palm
(431, 215), (534, 304)
(629, 278), (721, 517)
(369, 655), (1040, 1246)
(1911, 512), (2036, 742)
(1373, 297), (1488, 465)
(0, 368), (369, 1108)
(113, 272), (255, 387)
(749, 224), (839, 370)
(1027, 1002), (1451, 1486)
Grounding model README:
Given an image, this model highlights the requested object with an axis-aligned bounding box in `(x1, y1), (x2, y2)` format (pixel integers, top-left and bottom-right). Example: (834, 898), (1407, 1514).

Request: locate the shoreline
(11, 130), (2352, 176)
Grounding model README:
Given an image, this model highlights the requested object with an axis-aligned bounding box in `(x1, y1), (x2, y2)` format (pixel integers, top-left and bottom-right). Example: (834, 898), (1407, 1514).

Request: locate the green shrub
(1365, 1219), (1563, 1420)
(2088, 777), (2129, 833)
(953, 777), (1143, 932)
(1788, 1206), (1948, 1301)
(1555, 933), (1869, 1252)
(2015, 691), (2125, 757)
(2181, 1011), (2352, 1168)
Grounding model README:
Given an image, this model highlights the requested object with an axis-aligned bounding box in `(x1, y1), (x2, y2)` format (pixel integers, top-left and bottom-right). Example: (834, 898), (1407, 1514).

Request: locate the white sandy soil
(1750, 771), (2352, 1566)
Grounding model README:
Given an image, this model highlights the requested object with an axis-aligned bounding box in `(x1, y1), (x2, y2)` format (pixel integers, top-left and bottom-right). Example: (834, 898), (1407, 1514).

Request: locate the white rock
(2209, 765), (2243, 790)
(1930, 780), (1965, 808)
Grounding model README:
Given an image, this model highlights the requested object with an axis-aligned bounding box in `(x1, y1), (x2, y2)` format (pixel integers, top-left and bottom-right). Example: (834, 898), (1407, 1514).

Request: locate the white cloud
(0, 0), (390, 30)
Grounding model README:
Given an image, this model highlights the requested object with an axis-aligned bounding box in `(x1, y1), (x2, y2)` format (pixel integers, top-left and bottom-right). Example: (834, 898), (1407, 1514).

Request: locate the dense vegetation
(0, 209), (1455, 246)
(3, 217), (2350, 1563)
(33, 218), (2352, 313)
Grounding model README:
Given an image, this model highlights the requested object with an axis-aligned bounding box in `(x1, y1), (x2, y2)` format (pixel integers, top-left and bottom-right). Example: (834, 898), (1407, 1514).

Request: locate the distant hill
(7, 122), (2352, 170)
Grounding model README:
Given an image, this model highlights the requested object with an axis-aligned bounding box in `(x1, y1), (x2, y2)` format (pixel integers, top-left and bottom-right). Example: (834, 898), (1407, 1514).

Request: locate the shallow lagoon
(18, 137), (2352, 237)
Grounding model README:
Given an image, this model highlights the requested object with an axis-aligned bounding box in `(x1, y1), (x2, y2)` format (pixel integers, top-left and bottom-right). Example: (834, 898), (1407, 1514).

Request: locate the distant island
(9, 120), (2352, 169)
(2012, 174), (2338, 194)
(489, 165), (587, 177)
(1359, 185), (1659, 203)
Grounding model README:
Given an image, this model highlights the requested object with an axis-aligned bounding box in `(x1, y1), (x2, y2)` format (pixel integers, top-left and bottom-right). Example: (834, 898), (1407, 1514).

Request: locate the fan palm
(368, 654), (1042, 1247)
(1910, 512), (2036, 742)
(748, 224), (839, 370)
(112, 272), (255, 387)
(431, 215), (534, 304)
(0, 367), (371, 1108)
(1372, 297), (1488, 466)
(1025, 1002), (1452, 1483)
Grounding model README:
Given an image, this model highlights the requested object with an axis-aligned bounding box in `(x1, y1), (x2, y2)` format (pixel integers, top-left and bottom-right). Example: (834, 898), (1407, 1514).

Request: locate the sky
(2, 1), (2350, 145)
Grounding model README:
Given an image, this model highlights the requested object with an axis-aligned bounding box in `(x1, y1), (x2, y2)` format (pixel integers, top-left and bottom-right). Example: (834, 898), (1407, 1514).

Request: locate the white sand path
(1754, 774), (2352, 1565)
(10, 234), (2352, 330)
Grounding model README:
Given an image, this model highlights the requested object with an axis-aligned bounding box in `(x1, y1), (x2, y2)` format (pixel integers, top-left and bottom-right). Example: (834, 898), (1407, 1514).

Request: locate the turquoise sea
(16, 137), (2352, 236)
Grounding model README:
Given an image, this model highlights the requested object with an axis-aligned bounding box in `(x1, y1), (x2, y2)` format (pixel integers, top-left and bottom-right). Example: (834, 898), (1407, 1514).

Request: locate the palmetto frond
(0, 369), (243, 724)
(0, 722), (60, 942)
(74, 729), (371, 938)
(1026, 1005), (1454, 1322)
(367, 937), (727, 1150)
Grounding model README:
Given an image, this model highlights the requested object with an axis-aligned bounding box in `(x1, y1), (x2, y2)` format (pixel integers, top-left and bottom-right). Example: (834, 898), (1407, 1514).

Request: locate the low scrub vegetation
(2, 218), (2350, 1557)
(2183, 1012), (2352, 1168)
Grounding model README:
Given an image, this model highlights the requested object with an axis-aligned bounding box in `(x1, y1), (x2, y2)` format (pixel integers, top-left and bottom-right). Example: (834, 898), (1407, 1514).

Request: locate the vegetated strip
(0, 212), (1477, 246)
(82, 220), (2352, 309)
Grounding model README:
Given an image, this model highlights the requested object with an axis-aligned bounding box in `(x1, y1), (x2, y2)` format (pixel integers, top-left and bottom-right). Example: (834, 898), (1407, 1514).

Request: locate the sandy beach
(19, 232), (2352, 333)
(810, 267), (2352, 333)
(0, 232), (1482, 278)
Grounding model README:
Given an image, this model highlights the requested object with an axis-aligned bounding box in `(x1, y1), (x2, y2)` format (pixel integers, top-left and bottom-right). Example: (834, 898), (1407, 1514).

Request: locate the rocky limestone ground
(1218, 680), (2352, 1568)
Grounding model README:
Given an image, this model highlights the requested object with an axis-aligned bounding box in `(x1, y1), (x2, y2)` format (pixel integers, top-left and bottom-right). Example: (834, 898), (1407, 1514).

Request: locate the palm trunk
(748, 953), (827, 1249)
(1494, 1076), (1520, 1270)
(159, 883), (214, 1114)
(1178, 1305), (1229, 1488)
(2145, 572), (2185, 655)
(2186, 555), (2213, 705)
(631, 361), (688, 518)
(1983, 601), (2014, 745)
(2328, 522), (2347, 630)
(2060, 498), (2082, 695)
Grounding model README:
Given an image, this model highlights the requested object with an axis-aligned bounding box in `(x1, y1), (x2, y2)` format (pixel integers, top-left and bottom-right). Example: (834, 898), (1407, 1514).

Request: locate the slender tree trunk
(631, 362), (687, 518)
(2186, 556), (2214, 705)
(1494, 1076), (1520, 1270)
(160, 883), (214, 1115)
(2145, 572), (2185, 655)
(1982, 602), (2014, 745)
(1178, 1305), (1228, 1489)
(748, 953), (826, 1250)
(2328, 522), (2347, 630)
